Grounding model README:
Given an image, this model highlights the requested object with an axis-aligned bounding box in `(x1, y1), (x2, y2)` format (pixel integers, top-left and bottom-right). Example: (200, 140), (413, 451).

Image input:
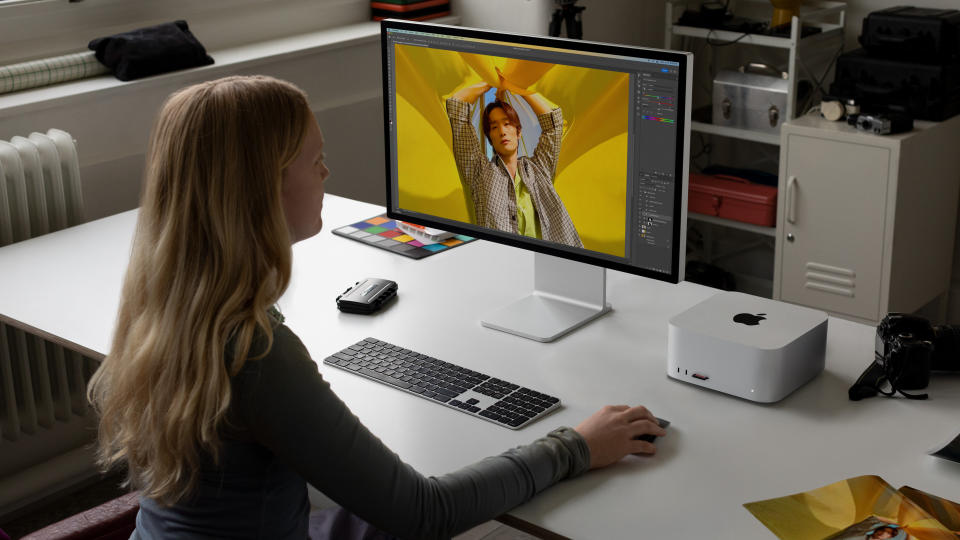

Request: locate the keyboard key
(359, 367), (411, 389)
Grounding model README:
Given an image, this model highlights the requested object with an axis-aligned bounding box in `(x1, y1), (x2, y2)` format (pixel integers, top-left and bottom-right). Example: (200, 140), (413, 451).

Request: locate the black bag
(89, 20), (214, 81)
(860, 6), (960, 61)
(830, 48), (960, 121)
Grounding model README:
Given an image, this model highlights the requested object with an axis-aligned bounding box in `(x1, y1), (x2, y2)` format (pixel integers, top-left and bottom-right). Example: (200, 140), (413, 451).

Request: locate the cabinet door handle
(787, 176), (798, 224)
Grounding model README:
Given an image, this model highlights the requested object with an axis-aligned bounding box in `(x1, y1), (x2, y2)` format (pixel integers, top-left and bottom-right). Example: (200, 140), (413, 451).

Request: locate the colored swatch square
(333, 214), (477, 260)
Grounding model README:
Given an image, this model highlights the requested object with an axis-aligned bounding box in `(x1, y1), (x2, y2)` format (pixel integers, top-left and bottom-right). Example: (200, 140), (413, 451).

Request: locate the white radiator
(0, 131), (99, 520)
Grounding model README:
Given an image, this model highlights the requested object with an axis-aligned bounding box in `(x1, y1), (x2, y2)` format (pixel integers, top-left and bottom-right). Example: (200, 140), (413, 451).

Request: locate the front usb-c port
(692, 373), (709, 381)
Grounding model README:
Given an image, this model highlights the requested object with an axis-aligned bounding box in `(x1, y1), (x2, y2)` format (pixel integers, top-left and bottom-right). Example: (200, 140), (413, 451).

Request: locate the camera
(849, 313), (960, 400)
(845, 111), (913, 135)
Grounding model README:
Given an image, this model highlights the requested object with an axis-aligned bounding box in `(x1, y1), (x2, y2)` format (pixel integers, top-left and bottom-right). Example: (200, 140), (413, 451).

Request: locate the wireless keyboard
(324, 338), (561, 429)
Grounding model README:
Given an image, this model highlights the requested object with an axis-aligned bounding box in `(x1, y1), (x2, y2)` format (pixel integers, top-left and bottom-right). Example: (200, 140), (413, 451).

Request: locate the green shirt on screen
(513, 169), (541, 239)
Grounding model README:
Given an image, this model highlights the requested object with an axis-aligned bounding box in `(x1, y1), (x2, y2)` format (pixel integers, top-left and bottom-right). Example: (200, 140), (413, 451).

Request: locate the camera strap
(876, 352), (929, 400)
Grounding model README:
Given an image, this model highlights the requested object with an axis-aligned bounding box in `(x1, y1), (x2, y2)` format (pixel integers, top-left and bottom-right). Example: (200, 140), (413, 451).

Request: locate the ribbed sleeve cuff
(446, 97), (471, 122)
(548, 426), (591, 479)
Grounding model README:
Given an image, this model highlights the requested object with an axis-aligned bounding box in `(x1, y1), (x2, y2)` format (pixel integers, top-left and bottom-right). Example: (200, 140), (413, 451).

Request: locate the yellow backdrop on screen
(394, 43), (629, 257)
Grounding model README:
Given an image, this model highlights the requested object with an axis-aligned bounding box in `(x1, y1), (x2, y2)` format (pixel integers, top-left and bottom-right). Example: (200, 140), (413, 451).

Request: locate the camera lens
(932, 325), (960, 371)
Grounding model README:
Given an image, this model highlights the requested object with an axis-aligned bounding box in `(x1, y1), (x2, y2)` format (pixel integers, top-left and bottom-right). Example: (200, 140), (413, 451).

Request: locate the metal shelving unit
(666, 0), (846, 145)
(689, 120), (780, 145)
(666, 0), (847, 295)
(688, 212), (776, 237)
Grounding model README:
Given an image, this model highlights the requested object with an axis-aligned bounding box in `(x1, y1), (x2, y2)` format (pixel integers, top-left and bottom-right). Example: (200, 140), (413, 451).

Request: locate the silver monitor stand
(481, 252), (612, 342)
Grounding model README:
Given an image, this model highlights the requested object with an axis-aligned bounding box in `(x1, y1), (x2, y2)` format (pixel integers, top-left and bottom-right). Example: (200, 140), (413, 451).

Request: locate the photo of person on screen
(446, 81), (583, 248)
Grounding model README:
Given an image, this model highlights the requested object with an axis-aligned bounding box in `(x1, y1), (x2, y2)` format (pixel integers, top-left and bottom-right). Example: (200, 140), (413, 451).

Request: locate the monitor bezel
(381, 19), (689, 283)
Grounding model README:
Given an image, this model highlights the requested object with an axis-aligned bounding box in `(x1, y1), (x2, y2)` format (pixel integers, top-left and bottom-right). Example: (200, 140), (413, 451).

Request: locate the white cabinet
(774, 114), (960, 323)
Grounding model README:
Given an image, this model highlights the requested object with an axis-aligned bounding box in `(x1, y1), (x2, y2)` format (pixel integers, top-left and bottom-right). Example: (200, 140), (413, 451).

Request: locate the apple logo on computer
(733, 313), (766, 326)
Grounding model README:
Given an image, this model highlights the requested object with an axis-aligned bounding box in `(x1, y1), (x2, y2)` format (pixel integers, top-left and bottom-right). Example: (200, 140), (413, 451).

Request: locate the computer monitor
(381, 19), (692, 342)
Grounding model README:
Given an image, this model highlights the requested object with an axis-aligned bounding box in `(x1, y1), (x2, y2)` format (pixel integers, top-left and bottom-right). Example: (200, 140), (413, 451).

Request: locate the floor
(2, 474), (537, 540)
(454, 521), (539, 540)
(2, 472), (128, 539)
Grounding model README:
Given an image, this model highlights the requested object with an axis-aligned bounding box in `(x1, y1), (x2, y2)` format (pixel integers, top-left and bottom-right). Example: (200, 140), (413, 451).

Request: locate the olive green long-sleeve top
(135, 323), (591, 539)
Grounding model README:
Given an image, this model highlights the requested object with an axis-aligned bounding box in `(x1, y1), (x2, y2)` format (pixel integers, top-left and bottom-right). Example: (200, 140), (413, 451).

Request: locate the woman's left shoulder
(264, 323), (310, 362)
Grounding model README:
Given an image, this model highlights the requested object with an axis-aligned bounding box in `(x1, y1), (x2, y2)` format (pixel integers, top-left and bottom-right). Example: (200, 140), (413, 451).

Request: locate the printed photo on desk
(333, 214), (475, 259)
(392, 43), (632, 256)
(744, 475), (960, 539)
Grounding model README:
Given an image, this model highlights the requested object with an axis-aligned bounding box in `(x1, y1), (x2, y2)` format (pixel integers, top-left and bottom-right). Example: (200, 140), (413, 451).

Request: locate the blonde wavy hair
(87, 75), (313, 505)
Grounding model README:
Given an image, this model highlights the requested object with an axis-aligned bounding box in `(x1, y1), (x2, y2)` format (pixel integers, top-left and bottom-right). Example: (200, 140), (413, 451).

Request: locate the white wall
(453, 0), (665, 47)
(0, 0), (370, 65)
(0, 0), (384, 220)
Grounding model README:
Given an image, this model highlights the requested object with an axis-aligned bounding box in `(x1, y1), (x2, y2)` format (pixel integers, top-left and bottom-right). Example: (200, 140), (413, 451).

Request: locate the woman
(87, 75), (665, 539)
(447, 82), (582, 248)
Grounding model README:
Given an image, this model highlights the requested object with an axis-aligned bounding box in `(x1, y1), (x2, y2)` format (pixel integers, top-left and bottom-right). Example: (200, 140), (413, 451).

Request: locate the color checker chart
(333, 215), (476, 259)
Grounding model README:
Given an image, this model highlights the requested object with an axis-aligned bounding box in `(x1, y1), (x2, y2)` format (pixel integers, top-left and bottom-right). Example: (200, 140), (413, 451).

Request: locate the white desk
(1, 195), (958, 539)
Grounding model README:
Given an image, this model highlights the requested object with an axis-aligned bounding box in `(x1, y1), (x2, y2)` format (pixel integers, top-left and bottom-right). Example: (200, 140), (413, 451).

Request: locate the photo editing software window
(385, 27), (681, 275)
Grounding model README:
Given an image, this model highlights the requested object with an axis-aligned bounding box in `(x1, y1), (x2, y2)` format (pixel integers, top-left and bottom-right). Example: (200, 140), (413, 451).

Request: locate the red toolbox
(688, 173), (777, 227)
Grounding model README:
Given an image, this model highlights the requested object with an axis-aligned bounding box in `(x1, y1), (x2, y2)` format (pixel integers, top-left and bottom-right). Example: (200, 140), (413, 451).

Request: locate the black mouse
(635, 417), (670, 443)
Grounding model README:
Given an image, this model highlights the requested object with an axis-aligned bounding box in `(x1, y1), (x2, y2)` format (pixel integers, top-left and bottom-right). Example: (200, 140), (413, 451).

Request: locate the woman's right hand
(575, 405), (667, 470)
(452, 82), (491, 104)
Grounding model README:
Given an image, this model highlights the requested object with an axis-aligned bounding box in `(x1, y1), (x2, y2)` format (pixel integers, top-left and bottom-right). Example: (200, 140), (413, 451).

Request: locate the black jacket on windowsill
(89, 20), (214, 82)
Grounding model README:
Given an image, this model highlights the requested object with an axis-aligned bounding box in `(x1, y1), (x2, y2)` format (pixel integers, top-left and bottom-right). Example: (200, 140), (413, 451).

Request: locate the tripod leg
(549, 10), (563, 37)
(571, 12), (583, 39)
(564, 9), (582, 39)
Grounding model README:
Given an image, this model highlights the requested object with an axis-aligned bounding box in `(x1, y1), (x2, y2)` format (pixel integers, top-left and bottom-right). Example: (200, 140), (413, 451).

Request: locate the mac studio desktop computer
(381, 19), (692, 342)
